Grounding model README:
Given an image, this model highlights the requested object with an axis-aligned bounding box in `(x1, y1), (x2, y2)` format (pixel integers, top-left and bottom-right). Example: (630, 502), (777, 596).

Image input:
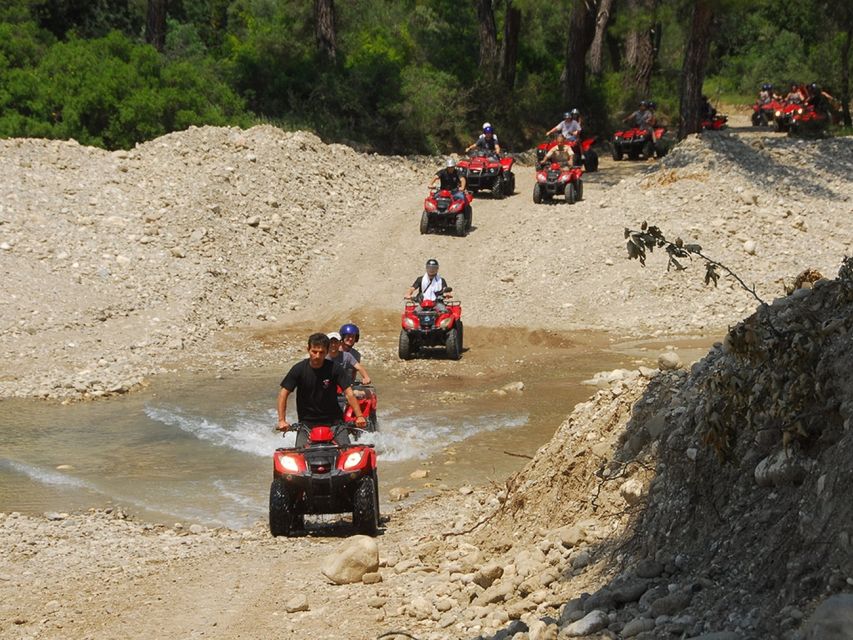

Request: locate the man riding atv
(277, 333), (367, 446)
(543, 134), (575, 165)
(624, 100), (659, 149)
(547, 110), (582, 143)
(326, 331), (369, 386)
(405, 258), (451, 313)
(429, 158), (468, 210)
(465, 122), (501, 154)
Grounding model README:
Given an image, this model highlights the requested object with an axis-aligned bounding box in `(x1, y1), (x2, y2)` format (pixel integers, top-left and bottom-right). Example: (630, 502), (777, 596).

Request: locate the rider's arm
(276, 387), (291, 431)
(495, 143), (501, 153)
(353, 361), (371, 385)
(342, 386), (366, 427)
(459, 175), (467, 191)
(429, 174), (438, 189)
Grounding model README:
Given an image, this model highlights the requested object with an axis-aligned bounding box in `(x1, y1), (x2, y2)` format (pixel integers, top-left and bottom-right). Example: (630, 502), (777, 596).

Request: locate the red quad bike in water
(701, 115), (728, 130)
(342, 384), (378, 432)
(533, 162), (584, 205)
(421, 189), (473, 237)
(269, 423), (379, 537)
(752, 99), (783, 126)
(456, 151), (515, 198)
(398, 291), (463, 360)
(611, 126), (667, 161)
(536, 137), (599, 172)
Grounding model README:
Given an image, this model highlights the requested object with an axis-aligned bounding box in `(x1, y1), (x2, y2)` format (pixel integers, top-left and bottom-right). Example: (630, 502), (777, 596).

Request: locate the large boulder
(321, 535), (379, 585)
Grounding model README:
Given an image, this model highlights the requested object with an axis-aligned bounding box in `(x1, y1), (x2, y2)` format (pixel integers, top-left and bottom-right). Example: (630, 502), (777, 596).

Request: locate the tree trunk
(145, 0), (167, 52)
(563, 0), (598, 107)
(588, 0), (614, 75)
(623, 0), (658, 97)
(475, 0), (500, 81)
(842, 28), (852, 128)
(678, 0), (715, 139)
(314, 0), (337, 63)
(499, 1), (522, 88)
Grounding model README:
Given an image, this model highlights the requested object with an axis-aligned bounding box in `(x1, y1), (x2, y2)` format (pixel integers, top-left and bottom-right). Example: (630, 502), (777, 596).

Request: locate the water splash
(0, 458), (96, 490)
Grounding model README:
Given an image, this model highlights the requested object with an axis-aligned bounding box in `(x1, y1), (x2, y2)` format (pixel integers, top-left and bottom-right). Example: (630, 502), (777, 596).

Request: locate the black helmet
(647, 100), (657, 109)
(426, 258), (439, 268)
(808, 82), (820, 93)
(639, 99), (648, 107)
(570, 108), (580, 118)
(563, 111), (572, 119)
(761, 83), (772, 91)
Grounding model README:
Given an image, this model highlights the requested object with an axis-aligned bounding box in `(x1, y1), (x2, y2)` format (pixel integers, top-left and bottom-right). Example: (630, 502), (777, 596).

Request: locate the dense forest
(0, 0), (850, 153)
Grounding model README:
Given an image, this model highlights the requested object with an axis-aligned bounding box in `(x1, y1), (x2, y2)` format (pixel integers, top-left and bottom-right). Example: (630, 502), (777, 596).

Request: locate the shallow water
(0, 330), (715, 528)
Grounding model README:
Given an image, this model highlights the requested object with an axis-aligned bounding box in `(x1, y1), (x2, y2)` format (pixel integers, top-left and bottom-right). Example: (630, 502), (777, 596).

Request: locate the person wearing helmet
(624, 100), (650, 128)
(276, 333), (367, 443)
(429, 157), (468, 209)
(785, 83), (805, 104)
(758, 84), (774, 104)
(405, 258), (451, 313)
(339, 322), (366, 365)
(546, 110), (582, 142)
(806, 82), (835, 119)
(465, 123), (501, 154)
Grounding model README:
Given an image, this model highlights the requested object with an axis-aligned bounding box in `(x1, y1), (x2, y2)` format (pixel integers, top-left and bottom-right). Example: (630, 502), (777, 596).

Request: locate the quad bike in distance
(398, 290), (463, 360)
(533, 162), (584, 204)
(456, 151), (515, 198)
(701, 114), (728, 130)
(421, 189), (473, 237)
(611, 126), (667, 160)
(774, 102), (803, 132)
(752, 99), (782, 126)
(789, 105), (830, 138)
(535, 136), (599, 172)
(269, 422), (379, 537)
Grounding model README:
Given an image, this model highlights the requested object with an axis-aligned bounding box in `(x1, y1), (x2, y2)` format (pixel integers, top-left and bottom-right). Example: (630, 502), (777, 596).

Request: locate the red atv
(701, 114), (728, 130)
(342, 384), (378, 432)
(752, 99), (782, 126)
(421, 189), (473, 237)
(774, 101), (803, 133)
(611, 127), (667, 160)
(789, 105), (830, 138)
(456, 151), (515, 198)
(536, 136), (599, 172)
(398, 291), (463, 360)
(270, 423), (379, 537)
(533, 162), (584, 204)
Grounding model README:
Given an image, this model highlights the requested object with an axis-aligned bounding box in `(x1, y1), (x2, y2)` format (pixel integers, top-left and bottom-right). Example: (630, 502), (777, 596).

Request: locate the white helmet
(445, 157), (456, 168)
(482, 122), (492, 130)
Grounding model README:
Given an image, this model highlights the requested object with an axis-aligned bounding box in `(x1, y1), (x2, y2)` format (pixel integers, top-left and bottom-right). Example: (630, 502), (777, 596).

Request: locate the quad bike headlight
(343, 451), (364, 470)
(775, 110), (781, 117)
(403, 317), (416, 330)
(438, 316), (453, 329)
(425, 201), (436, 212)
(537, 174), (547, 183)
(278, 454), (301, 473)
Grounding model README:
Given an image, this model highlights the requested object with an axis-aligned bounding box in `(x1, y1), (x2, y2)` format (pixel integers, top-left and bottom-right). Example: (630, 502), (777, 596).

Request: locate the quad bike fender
(499, 157), (514, 171)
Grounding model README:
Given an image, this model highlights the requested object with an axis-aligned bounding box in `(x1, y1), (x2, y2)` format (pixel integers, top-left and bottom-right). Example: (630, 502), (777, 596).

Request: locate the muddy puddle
(0, 326), (718, 529)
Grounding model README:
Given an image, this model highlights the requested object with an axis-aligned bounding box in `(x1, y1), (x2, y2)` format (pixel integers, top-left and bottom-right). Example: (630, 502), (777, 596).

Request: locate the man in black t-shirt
(277, 333), (367, 442)
(429, 158), (467, 207)
(405, 258), (451, 313)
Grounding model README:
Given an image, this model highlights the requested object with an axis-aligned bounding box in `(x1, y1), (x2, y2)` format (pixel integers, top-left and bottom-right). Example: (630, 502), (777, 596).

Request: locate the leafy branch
(624, 222), (768, 308)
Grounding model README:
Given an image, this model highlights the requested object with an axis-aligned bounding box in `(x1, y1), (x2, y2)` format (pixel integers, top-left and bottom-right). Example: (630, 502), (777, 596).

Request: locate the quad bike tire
(752, 111), (767, 127)
(445, 327), (461, 360)
(456, 320), (464, 351)
(398, 330), (413, 360)
(455, 213), (467, 237)
(352, 474), (379, 536)
(269, 478), (297, 537)
(612, 145), (623, 161)
(420, 211), (430, 235)
(642, 139), (655, 160)
(583, 149), (599, 172)
(366, 413), (378, 432)
(532, 183), (542, 204)
(465, 205), (473, 231)
(507, 172), (516, 194)
(493, 176), (506, 200)
(566, 182), (577, 205)
(576, 179), (583, 201)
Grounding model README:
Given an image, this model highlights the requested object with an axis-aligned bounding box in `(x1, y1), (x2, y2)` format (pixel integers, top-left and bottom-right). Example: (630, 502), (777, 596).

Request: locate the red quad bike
(533, 162), (584, 205)
(421, 189), (473, 237)
(269, 423), (379, 537)
(752, 99), (782, 126)
(398, 290), (463, 360)
(774, 102), (804, 133)
(611, 127), (667, 161)
(701, 114), (728, 130)
(342, 384), (378, 432)
(456, 151), (515, 198)
(789, 105), (830, 138)
(536, 137), (599, 172)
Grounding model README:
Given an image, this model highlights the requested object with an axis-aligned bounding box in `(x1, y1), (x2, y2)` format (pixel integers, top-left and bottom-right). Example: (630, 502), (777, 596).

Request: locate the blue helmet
(483, 126), (494, 134)
(339, 323), (360, 342)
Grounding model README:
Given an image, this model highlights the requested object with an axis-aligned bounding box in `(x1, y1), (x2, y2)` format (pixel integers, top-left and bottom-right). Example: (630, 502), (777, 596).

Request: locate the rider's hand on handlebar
(355, 416), (367, 428)
(276, 419), (290, 432)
